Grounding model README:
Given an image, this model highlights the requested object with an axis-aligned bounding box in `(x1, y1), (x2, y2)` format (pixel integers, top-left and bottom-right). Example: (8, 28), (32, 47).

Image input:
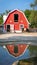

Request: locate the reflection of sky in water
(0, 46), (30, 65)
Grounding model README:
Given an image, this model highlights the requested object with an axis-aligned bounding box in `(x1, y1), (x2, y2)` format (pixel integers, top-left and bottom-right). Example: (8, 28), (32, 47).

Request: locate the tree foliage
(24, 9), (37, 28)
(0, 10), (11, 25)
(29, 0), (37, 28)
(30, 0), (37, 10)
(24, 10), (31, 20)
(28, 10), (37, 28)
(34, 0), (37, 6)
(0, 15), (3, 24)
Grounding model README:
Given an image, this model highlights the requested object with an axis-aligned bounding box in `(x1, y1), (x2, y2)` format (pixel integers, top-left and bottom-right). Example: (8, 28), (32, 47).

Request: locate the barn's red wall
(4, 10), (29, 31)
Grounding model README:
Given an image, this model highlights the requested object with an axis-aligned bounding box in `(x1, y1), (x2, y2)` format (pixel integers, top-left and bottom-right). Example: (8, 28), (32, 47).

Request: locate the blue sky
(0, 0), (34, 13)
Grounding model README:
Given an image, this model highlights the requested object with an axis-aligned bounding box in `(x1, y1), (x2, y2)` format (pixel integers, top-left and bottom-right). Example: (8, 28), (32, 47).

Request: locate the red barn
(4, 9), (29, 33)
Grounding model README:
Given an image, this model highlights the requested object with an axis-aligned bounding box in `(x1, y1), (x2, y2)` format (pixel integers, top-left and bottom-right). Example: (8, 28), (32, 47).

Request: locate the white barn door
(10, 24), (14, 32)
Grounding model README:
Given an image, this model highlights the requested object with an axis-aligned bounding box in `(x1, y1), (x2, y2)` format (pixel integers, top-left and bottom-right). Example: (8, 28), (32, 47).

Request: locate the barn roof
(3, 9), (30, 24)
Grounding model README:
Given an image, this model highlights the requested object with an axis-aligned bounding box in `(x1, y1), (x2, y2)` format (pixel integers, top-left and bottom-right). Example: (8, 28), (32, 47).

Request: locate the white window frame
(20, 24), (24, 30)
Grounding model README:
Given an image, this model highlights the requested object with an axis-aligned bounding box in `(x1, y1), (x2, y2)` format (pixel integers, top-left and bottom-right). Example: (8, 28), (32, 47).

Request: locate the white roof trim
(3, 9), (30, 24)
(17, 9), (30, 24)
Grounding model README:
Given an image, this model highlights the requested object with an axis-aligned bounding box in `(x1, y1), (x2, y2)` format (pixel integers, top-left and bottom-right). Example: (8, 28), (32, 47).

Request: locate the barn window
(20, 24), (24, 28)
(14, 45), (18, 53)
(14, 14), (18, 22)
(20, 24), (24, 32)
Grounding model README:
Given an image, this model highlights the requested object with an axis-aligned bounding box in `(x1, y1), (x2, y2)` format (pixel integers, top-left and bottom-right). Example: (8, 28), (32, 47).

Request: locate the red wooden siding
(4, 10), (29, 32)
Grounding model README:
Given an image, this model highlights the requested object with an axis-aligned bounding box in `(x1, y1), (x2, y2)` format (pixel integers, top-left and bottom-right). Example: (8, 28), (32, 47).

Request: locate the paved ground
(0, 32), (37, 39)
(0, 32), (37, 46)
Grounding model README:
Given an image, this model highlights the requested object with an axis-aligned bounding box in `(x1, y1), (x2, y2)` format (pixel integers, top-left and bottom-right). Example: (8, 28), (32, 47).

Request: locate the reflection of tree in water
(18, 61), (32, 65)
(17, 45), (37, 65)
(17, 57), (37, 65)
(28, 45), (37, 65)
(28, 45), (37, 56)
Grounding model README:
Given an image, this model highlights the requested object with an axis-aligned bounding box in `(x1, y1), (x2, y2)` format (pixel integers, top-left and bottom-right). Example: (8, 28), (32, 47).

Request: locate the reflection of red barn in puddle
(6, 44), (28, 57)
(3, 9), (29, 33)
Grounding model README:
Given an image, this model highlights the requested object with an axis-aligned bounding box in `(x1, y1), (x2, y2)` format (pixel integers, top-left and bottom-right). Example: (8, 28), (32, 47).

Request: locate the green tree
(30, 0), (37, 10)
(0, 15), (3, 24)
(29, 0), (37, 28)
(34, 0), (37, 6)
(30, 4), (35, 10)
(24, 10), (31, 20)
(28, 10), (37, 28)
